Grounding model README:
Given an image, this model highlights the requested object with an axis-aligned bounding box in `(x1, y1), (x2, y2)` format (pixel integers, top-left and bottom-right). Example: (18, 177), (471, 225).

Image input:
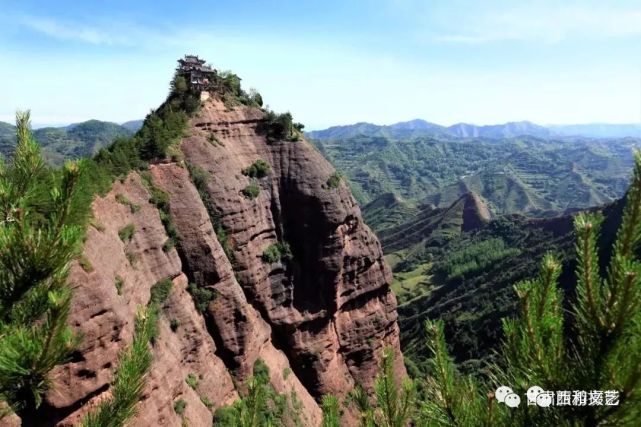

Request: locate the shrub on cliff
(171, 75), (188, 94)
(118, 223), (136, 242)
(213, 71), (263, 109)
(242, 160), (271, 179)
(248, 88), (263, 107)
(137, 109), (189, 160)
(327, 172), (342, 189)
(149, 278), (173, 305)
(241, 182), (261, 200)
(187, 283), (215, 313)
(261, 242), (292, 264)
(0, 112), (85, 418)
(262, 110), (304, 143)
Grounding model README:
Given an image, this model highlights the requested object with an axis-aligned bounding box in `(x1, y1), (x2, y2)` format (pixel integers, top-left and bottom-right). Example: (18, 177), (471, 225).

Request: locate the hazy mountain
(309, 119), (641, 140)
(447, 120), (552, 139)
(0, 119), (133, 163)
(306, 119), (453, 140)
(306, 122), (385, 140)
(389, 118), (444, 132)
(121, 119), (144, 132)
(549, 123), (641, 139)
(309, 119), (555, 140)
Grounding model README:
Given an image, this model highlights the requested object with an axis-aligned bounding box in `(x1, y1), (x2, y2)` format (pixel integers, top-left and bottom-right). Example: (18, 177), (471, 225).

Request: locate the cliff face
(30, 97), (404, 426)
(459, 192), (491, 232)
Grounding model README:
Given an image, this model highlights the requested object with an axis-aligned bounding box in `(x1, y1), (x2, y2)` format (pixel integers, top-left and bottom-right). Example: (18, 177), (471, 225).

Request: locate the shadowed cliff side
(178, 96), (406, 399)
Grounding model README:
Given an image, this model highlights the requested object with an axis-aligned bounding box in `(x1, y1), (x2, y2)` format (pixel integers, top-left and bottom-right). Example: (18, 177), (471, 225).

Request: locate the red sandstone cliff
(17, 95), (404, 426)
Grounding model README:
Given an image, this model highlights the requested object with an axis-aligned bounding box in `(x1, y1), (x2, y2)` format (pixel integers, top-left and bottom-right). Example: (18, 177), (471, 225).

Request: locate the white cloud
(433, 4), (641, 44)
(19, 16), (131, 45)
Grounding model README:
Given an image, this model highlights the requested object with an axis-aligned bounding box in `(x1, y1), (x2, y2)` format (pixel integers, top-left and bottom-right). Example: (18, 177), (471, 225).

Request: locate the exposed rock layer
(181, 99), (405, 396)
(16, 96), (404, 426)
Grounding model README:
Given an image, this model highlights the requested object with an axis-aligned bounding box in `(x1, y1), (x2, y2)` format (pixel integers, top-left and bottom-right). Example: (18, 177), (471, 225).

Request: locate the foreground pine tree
(81, 306), (158, 427)
(321, 395), (341, 427)
(351, 348), (416, 427)
(213, 359), (291, 427)
(0, 111), (84, 418)
(420, 152), (641, 426)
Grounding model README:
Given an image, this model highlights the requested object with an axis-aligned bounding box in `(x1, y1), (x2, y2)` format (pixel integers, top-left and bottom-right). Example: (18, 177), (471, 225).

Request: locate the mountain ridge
(313, 131), (637, 217)
(377, 191), (491, 253)
(307, 119), (641, 140)
(0, 119), (133, 163)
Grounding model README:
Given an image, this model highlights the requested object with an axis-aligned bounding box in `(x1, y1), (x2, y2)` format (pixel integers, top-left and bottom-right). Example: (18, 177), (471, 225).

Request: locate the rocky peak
(179, 96), (406, 395)
(32, 87), (405, 426)
(458, 191), (491, 231)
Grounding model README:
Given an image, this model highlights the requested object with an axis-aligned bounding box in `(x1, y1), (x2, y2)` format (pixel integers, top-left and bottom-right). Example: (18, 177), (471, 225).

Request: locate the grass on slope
(389, 261), (434, 305)
(362, 193), (419, 233)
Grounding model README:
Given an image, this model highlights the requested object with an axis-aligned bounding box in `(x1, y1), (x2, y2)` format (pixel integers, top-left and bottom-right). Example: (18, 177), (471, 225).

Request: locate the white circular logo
(504, 393), (521, 408)
(495, 386), (514, 403)
(527, 386), (544, 405)
(536, 393), (553, 408)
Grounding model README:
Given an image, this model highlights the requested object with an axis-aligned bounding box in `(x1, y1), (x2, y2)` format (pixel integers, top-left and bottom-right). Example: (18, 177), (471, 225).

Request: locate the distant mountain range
(0, 119), (142, 164)
(312, 126), (639, 218)
(2, 117), (638, 166)
(120, 119), (144, 132)
(307, 119), (641, 140)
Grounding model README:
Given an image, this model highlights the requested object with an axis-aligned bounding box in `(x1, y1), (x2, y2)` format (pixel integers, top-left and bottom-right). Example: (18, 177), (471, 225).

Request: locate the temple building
(176, 55), (217, 91)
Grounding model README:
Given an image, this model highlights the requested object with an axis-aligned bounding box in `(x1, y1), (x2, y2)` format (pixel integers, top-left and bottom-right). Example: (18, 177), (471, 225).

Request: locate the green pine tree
(421, 320), (488, 426)
(81, 306), (158, 427)
(418, 151), (641, 426)
(351, 348), (416, 427)
(321, 395), (341, 427)
(0, 111), (84, 418)
(213, 359), (289, 427)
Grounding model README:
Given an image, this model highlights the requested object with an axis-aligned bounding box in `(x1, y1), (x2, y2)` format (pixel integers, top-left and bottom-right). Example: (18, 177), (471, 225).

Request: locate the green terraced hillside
(361, 192), (420, 232)
(386, 194), (625, 377)
(312, 132), (638, 219)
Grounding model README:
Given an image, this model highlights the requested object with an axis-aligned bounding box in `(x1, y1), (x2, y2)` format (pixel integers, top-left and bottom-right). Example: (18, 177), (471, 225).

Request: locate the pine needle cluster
(213, 359), (289, 427)
(0, 111), (84, 417)
(81, 307), (158, 427)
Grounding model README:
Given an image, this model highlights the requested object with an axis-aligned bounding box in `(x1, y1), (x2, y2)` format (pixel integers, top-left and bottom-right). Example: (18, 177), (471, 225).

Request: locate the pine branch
(574, 213), (606, 330)
(321, 395), (341, 427)
(81, 306), (156, 427)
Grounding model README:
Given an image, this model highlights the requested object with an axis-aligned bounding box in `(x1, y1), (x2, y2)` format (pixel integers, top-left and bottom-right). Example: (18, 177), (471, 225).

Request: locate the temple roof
(180, 55), (205, 64)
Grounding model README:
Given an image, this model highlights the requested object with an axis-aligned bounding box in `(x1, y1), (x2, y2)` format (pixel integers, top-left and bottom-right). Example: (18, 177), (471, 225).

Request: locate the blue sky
(2, 0), (641, 129)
